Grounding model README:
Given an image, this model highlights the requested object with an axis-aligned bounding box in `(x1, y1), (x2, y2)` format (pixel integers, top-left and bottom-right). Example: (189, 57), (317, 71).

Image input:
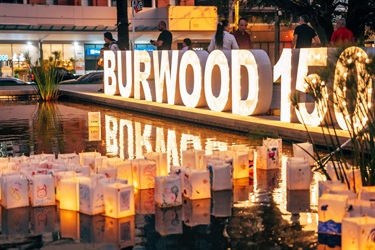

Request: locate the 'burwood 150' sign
(103, 47), (373, 131)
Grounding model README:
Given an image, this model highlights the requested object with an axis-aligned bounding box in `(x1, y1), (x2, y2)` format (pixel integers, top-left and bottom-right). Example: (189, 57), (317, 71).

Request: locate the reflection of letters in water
(120, 190), (131, 211)
(105, 115), (229, 164)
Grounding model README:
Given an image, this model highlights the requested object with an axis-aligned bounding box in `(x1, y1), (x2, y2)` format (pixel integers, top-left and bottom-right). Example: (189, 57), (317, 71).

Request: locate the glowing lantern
(29, 175), (55, 207)
(79, 177), (106, 215)
(30, 206), (57, 234)
(155, 175), (182, 208)
(182, 149), (205, 170)
(263, 138), (283, 160)
(211, 190), (232, 217)
(98, 167), (117, 179)
(182, 198), (210, 226)
(116, 159), (133, 186)
(59, 176), (90, 211)
(342, 216), (375, 250)
(55, 171), (75, 201)
(144, 151), (168, 176)
(59, 209), (80, 240)
(255, 146), (267, 170)
(104, 215), (135, 249)
(318, 193), (348, 234)
(346, 199), (375, 218)
(286, 157), (312, 190)
(359, 186), (375, 201)
(2, 206), (29, 235)
(293, 142), (314, 166)
(79, 151), (101, 167)
(132, 159), (156, 190)
(232, 151), (250, 179)
(206, 161), (232, 191)
(155, 206), (183, 236)
(1, 175), (29, 209)
(318, 180), (348, 197)
(103, 181), (135, 218)
(134, 188), (155, 215)
(182, 168), (211, 200)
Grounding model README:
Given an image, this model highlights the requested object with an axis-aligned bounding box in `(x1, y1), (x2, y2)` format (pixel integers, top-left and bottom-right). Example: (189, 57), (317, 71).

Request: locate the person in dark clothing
(292, 15), (320, 48)
(150, 21), (173, 50)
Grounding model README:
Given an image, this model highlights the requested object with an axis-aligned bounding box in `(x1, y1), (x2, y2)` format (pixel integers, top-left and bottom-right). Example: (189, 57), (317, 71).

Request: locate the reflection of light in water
(155, 127), (166, 153)
(167, 130), (179, 166)
(119, 119), (134, 159)
(105, 115), (118, 156)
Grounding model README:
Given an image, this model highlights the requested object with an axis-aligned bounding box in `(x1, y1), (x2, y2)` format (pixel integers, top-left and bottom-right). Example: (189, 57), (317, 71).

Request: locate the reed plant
(290, 46), (375, 188)
(26, 51), (63, 101)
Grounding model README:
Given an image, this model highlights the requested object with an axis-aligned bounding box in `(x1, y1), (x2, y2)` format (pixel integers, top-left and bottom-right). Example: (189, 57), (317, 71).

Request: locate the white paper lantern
(132, 159), (156, 190)
(59, 176), (90, 211)
(263, 138), (282, 160)
(144, 151), (168, 176)
(346, 199), (375, 218)
(182, 149), (205, 170)
(116, 160), (133, 186)
(29, 175), (55, 207)
(255, 146), (268, 170)
(232, 151), (250, 179)
(103, 182), (135, 218)
(359, 186), (375, 201)
(79, 177), (105, 215)
(286, 157), (312, 190)
(182, 198), (210, 226)
(182, 168), (211, 200)
(293, 142), (314, 166)
(318, 193), (348, 234)
(318, 180), (348, 197)
(155, 175), (182, 208)
(342, 216), (375, 250)
(207, 162), (232, 191)
(55, 171), (76, 201)
(1, 175), (29, 209)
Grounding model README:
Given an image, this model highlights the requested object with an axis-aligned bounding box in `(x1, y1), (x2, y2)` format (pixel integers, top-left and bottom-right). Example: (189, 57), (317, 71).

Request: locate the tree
(117, 0), (129, 50)
(240, 0), (375, 45)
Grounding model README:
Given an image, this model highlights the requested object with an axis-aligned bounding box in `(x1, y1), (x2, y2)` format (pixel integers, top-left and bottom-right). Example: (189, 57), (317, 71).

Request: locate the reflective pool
(0, 100), (328, 249)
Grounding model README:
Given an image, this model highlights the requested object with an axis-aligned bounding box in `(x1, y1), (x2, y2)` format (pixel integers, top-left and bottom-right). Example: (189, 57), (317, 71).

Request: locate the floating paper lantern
(182, 149), (205, 170)
(263, 138), (283, 160)
(104, 215), (135, 249)
(59, 176), (90, 211)
(29, 175), (55, 207)
(182, 168), (211, 200)
(79, 177), (105, 215)
(232, 151), (250, 179)
(132, 159), (156, 190)
(342, 216), (375, 250)
(359, 186), (375, 201)
(79, 151), (101, 167)
(286, 157), (312, 190)
(318, 193), (348, 234)
(116, 160), (133, 186)
(144, 151), (168, 176)
(183, 198), (210, 227)
(155, 206), (183, 236)
(211, 190), (232, 217)
(134, 188), (155, 215)
(58, 153), (80, 165)
(256, 146), (278, 170)
(103, 181), (135, 218)
(55, 171), (76, 201)
(318, 180), (348, 197)
(155, 175), (182, 208)
(1, 175), (29, 209)
(206, 161), (232, 191)
(346, 199), (375, 218)
(293, 142), (314, 166)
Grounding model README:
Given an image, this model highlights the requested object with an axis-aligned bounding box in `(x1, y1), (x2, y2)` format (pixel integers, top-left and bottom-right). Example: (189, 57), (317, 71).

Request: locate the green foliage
(26, 51), (62, 102)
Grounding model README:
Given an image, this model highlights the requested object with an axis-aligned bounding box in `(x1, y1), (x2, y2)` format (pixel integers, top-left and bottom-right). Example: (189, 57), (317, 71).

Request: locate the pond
(0, 100), (331, 249)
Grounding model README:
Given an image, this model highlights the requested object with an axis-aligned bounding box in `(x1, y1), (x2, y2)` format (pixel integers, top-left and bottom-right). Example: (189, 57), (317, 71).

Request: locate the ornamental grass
(290, 46), (375, 189)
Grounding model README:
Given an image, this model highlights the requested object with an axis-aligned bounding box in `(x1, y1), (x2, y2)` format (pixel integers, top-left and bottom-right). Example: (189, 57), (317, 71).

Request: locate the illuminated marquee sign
(103, 47), (374, 131)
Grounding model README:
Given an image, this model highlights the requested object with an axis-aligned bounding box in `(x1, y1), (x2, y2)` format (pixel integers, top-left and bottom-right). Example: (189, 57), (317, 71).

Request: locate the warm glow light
(134, 50), (152, 100)
(118, 51), (133, 98)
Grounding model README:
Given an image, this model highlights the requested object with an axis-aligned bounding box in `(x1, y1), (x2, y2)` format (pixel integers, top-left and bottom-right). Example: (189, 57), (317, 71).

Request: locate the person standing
(104, 32), (119, 52)
(232, 17), (251, 49)
(208, 20), (239, 52)
(292, 15), (320, 48)
(181, 38), (192, 50)
(330, 18), (354, 46)
(151, 21), (173, 50)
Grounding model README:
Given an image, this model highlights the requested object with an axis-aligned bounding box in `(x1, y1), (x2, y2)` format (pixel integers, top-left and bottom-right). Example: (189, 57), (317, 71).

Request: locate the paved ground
(0, 84), (351, 147)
